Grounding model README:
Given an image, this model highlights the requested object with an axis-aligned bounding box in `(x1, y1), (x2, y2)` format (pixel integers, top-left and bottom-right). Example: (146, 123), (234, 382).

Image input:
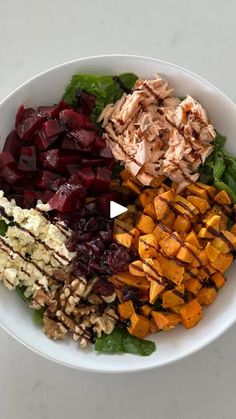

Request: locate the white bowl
(0, 55), (236, 373)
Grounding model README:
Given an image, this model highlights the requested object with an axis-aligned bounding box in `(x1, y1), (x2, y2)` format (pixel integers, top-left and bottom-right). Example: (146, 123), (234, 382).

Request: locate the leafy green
(33, 307), (46, 325)
(0, 219), (8, 236)
(95, 327), (156, 356)
(63, 72), (138, 121)
(16, 286), (32, 303)
(199, 132), (236, 203)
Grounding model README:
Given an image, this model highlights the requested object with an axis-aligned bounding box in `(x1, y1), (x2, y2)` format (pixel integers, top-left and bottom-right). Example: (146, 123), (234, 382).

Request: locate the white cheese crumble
(0, 192), (75, 294)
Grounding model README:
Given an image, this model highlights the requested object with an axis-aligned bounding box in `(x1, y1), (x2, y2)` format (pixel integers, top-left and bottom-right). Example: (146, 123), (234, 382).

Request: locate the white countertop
(0, 1), (236, 418)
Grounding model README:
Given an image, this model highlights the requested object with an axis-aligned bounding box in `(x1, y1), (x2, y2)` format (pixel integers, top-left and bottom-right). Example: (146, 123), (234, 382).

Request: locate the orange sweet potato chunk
(128, 313), (151, 339)
(180, 300), (203, 329)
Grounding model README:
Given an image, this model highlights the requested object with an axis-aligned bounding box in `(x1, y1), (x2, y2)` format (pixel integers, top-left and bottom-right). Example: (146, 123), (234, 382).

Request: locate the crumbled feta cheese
(0, 192), (75, 293)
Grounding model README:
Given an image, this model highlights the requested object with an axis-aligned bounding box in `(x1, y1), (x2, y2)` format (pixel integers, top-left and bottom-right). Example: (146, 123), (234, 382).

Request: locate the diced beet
(43, 119), (65, 139)
(15, 106), (35, 125)
(18, 146), (37, 171)
(23, 190), (37, 209)
(61, 136), (79, 151)
(69, 129), (95, 150)
(35, 119), (65, 151)
(38, 101), (71, 118)
(93, 136), (106, 152)
(42, 189), (54, 203)
(0, 178), (11, 195)
(35, 128), (58, 151)
(66, 164), (80, 175)
(39, 149), (60, 171)
(1, 163), (24, 185)
(0, 151), (15, 169)
(59, 109), (85, 130)
(50, 177), (67, 191)
(3, 131), (21, 161)
(35, 170), (63, 190)
(99, 146), (113, 158)
(76, 90), (96, 116)
(48, 183), (85, 212)
(81, 157), (106, 166)
(16, 110), (46, 141)
(70, 167), (95, 189)
(91, 167), (112, 193)
(58, 154), (82, 173)
(96, 192), (118, 216)
(7, 193), (23, 207)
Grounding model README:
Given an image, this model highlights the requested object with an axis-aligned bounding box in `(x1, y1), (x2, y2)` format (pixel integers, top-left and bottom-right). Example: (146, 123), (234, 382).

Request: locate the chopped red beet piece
(15, 106), (35, 125)
(59, 109), (85, 130)
(3, 131), (21, 161)
(96, 192), (118, 216)
(69, 129), (95, 149)
(70, 167), (95, 189)
(16, 110), (46, 141)
(76, 90), (96, 116)
(18, 146), (37, 171)
(35, 170), (64, 190)
(42, 189), (54, 203)
(23, 190), (37, 208)
(38, 101), (70, 118)
(39, 149), (60, 171)
(1, 163), (24, 185)
(48, 183), (85, 212)
(0, 151), (15, 169)
(91, 167), (112, 193)
(34, 128), (58, 151)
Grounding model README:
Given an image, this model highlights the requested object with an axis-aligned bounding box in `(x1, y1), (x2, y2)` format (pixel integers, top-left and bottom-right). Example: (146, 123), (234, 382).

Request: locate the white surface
(110, 201), (127, 218)
(1, 54), (236, 373)
(0, 0), (236, 416)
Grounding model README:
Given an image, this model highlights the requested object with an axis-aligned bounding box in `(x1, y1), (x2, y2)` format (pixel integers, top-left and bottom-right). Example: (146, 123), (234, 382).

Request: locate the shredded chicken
(99, 75), (216, 190)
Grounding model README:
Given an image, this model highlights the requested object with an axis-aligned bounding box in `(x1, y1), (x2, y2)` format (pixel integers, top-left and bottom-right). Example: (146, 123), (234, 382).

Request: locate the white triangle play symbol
(110, 201), (128, 218)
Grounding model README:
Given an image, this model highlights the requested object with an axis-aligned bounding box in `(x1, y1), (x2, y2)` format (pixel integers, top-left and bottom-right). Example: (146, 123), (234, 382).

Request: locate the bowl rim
(0, 54), (236, 373)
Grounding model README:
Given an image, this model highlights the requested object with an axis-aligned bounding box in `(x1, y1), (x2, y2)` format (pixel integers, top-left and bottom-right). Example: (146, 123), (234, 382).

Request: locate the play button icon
(110, 201), (127, 218)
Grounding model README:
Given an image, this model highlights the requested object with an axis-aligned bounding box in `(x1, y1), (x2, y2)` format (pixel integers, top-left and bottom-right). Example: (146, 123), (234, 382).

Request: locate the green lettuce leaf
(63, 72), (138, 121)
(95, 327), (156, 356)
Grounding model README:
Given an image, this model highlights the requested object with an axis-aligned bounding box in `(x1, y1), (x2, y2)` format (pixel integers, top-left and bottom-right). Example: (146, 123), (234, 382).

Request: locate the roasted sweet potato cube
(152, 312), (181, 330)
(214, 190), (232, 205)
(205, 242), (221, 262)
(180, 300), (203, 329)
(211, 272), (225, 289)
(118, 300), (135, 319)
(159, 234), (181, 256)
(142, 257), (163, 280)
(112, 273), (150, 290)
(161, 210), (176, 228)
(162, 290), (184, 308)
(210, 253), (233, 273)
(153, 225), (169, 242)
(198, 227), (214, 239)
(205, 214), (221, 231)
(185, 230), (201, 249)
(149, 279), (165, 304)
(136, 214), (155, 234)
(187, 195), (210, 214)
(173, 215), (191, 233)
(223, 231), (236, 249)
(154, 190), (174, 220)
(170, 304), (185, 314)
(185, 278), (202, 295)
(141, 304), (153, 317)
(174, 195), (199, 219)
(150, 317), (159, 333)
(114, 222), (139, 249)
(186, 182), (216, 199)
(123, 178), (142, 194)
(128, 313), (151, 339)
(120, 169), (131, 181)
(139, 189), (159, 208)
(198, 287), (217, 305)
(191, 249), (208, 268)
(176, 246), (193, 263)
(139, 234), (158, 258)
(156, 254), (184, 285)
(212, 237), (230, 254)
(144, 202), (156, 219)
(129, 260), (145, 277)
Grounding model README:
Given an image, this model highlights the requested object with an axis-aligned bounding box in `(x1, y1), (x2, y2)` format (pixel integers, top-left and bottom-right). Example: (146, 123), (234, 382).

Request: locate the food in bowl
(0, 70), (236, 357)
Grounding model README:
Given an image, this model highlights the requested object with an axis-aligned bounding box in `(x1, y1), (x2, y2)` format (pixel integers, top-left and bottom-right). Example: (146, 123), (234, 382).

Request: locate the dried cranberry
(93, 278), (114, 296)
